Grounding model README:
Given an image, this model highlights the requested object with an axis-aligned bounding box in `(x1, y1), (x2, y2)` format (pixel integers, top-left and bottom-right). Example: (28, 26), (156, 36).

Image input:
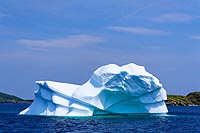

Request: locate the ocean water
(0, 104), (199, 133)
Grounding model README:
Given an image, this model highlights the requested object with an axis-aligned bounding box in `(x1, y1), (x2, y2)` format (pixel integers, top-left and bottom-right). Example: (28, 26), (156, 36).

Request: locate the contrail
(95, 2), (160, 45)
(93, 3), (154, 35)
(110, 3), (153, 26)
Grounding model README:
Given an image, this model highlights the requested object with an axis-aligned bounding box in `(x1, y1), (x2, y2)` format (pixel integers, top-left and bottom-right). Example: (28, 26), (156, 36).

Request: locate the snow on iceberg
(20, 63), (168, 116)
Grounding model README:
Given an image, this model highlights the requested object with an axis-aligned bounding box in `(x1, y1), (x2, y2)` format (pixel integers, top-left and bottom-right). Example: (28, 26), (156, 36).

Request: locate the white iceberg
(20, 63), (168, 116)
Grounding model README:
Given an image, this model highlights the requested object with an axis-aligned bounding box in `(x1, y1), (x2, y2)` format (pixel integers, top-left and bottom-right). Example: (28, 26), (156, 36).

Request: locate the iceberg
(20, 63), (168, 116)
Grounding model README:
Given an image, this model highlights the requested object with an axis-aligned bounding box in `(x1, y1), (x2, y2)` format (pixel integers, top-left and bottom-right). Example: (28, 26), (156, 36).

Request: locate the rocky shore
(0, 92), (32, 104)
(166, 92), (200, 106)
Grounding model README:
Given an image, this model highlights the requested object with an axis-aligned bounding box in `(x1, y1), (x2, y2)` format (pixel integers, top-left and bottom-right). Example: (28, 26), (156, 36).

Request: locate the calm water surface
(0, 104), (199, 132)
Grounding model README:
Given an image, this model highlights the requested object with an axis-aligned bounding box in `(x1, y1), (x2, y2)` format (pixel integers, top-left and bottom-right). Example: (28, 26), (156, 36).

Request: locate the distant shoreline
(0, 91), (33, 104)
(0, 91), (199, 106)
(166, 92), (200, 106)
(0, 100), (33, 104)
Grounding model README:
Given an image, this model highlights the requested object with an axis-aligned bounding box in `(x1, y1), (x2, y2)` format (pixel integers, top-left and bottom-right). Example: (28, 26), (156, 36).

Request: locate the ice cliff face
(20, 63), (168, 116)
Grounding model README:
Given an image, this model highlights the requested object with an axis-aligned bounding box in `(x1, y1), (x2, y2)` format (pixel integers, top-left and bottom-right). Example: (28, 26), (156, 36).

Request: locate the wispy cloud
(108, 26), (167, 35)
(17, 35), (105, 49)
(0, 12), (8, 18)
(187, 34), (200, 40)
(151, 13), (198, 23)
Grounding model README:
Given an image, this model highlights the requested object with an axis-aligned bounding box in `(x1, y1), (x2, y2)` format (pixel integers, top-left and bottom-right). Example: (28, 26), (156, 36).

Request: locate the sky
(0, 0), (200, 99)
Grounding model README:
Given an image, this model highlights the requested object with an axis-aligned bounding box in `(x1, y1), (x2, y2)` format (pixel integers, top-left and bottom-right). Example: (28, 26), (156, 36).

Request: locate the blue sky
(0, 0), (200, 99)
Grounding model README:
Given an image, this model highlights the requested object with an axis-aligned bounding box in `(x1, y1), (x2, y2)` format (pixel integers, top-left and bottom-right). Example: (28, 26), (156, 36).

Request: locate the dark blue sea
(0, 104), (199, 133)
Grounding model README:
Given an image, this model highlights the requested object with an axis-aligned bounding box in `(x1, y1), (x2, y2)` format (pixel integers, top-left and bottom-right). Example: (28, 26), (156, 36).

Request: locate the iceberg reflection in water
(20, 63), (168, 116)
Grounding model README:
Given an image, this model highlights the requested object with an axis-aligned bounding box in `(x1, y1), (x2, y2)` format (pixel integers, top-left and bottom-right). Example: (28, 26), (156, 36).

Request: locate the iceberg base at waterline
(19, 63), (168, 116)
